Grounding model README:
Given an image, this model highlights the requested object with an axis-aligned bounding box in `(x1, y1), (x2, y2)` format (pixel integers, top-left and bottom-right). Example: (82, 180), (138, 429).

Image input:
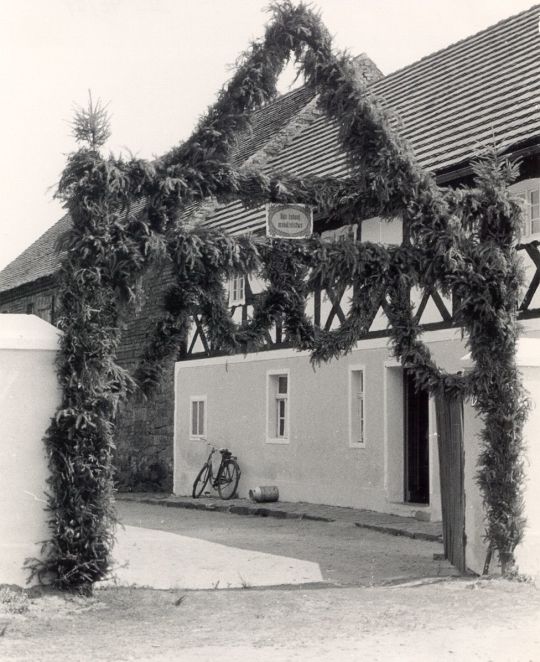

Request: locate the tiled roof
(230, 86), (315, 165)
(206, 4), (540, 235)
(374, 5), (540, 172)
(0, 213), (71, 292)
(294, 3), (540, 177)
(1, 5), (539, 293)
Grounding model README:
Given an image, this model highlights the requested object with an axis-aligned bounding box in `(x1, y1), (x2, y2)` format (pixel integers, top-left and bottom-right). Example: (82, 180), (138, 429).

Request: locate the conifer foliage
(35, 2), (527, 590)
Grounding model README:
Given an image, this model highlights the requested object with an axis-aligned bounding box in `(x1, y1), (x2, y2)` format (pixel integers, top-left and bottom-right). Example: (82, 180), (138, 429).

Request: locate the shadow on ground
(115, 500), (458, 589)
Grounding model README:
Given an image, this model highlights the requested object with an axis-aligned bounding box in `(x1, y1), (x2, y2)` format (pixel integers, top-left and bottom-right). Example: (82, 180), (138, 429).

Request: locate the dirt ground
(1, 505), (539, 661)
(1, 579), (539, 661)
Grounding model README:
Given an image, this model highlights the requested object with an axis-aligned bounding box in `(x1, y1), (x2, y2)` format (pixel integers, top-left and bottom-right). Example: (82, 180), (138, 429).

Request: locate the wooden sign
(266, 204), (313, 239)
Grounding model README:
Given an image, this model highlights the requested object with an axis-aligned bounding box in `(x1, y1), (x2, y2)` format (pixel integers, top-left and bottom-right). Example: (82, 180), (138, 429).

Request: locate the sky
(0, 0), (535, 271)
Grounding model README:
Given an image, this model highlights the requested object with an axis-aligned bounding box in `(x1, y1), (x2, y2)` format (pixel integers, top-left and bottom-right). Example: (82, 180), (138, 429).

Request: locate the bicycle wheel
(192, 464), (211, 498)
(217, 459), (240, 500)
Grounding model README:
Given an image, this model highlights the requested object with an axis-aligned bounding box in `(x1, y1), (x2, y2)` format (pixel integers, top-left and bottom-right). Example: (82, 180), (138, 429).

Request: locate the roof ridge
(229, 86), (316, 166)
(241, 96), (320, 169)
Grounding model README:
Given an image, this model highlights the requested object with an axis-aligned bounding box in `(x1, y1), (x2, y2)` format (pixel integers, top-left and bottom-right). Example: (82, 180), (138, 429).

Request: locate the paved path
(117, 492), (443, 542)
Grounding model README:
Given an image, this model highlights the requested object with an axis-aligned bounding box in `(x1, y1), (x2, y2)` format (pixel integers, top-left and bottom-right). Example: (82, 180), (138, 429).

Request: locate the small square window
(190, 396), (207, 439)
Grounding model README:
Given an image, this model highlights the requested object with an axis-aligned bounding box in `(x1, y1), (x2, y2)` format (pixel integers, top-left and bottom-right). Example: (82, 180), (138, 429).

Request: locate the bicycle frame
(202, 443), (233, 489)
(192, 440), (240, 500)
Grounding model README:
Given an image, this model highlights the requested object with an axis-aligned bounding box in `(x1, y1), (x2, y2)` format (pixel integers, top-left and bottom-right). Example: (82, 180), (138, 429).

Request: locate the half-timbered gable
(183, 5), (540, 359)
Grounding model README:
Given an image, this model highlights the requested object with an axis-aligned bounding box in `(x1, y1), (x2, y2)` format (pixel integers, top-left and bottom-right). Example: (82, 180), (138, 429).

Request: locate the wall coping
(0, 314), (62, 351)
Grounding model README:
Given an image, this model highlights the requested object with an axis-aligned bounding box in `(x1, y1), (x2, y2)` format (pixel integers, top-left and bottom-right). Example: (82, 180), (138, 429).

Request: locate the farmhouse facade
(1, 5), (539, 518)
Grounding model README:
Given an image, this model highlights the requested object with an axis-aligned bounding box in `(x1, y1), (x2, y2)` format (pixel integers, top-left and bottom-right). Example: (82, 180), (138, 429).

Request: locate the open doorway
(403, 369), (430, 504)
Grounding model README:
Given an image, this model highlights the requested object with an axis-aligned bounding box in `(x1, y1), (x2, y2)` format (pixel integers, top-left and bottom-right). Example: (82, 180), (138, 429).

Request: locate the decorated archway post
(32, 2), (526, 591)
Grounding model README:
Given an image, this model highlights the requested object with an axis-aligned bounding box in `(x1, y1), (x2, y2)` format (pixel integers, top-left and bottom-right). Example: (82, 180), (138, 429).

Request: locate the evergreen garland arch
(36, 1), (527, 591)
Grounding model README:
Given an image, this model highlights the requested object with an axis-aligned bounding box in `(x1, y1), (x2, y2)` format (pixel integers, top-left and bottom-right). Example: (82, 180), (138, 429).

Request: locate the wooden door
(435, 394), (466, 573)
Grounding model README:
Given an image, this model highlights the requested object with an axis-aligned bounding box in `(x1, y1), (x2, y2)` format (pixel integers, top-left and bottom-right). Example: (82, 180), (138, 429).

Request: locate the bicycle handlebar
(200, 438), (230, 453)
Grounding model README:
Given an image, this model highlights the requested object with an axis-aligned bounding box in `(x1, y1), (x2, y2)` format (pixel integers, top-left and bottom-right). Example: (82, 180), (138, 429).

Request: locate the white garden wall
(0, 315), (61, 587)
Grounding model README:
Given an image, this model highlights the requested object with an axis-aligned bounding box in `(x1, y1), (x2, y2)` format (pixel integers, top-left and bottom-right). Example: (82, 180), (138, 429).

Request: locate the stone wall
(0, 277), (57, 323)
(113, 261), (177, 492)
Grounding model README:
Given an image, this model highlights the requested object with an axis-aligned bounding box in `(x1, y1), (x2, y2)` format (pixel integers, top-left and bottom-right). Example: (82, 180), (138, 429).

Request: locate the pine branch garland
(36, 1), (527, 590)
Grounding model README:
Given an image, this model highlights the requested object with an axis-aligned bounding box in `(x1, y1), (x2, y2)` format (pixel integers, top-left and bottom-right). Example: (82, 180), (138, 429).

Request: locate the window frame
(348, 364), (366, 448)
(360, 216), (403, 245)
(228, 275), (246, 306)
(266, 369), (290, 444)
(511, 178), (540, 240)
(189, 395), (207, 440)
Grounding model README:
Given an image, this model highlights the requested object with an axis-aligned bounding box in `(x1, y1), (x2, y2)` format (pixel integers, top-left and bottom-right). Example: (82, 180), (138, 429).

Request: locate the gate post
(462, 338), (540, 579)
(512, 339), (540, 580)
(0, 315), (61, 586)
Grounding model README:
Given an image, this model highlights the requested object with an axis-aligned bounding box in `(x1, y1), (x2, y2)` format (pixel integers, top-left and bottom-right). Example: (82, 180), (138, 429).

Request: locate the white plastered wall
(0, 315), (61, 586)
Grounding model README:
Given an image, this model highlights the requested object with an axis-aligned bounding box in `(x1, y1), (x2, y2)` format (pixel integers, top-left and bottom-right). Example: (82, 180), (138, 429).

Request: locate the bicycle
(192, 442), (241, 500)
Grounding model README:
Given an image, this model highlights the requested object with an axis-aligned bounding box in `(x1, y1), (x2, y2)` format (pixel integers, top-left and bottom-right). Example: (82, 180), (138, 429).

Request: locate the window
(275, 375), (288, 438)
(360, 216), (402, 245)
(349, 367), (365, 447)
(512, 179), (540, 238)
(229, 275), (245, 306)
(529, 188), (540, 235)
(321, 224), (357, 242)
(267, 371), (289, 443)
(190, 396), (206, 439)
